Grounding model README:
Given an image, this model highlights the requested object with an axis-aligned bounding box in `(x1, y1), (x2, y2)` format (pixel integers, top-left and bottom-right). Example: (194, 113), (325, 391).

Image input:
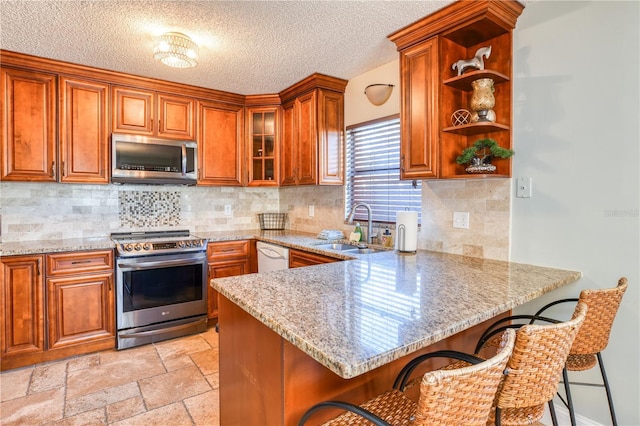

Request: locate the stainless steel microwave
(111, 134), (198, 185)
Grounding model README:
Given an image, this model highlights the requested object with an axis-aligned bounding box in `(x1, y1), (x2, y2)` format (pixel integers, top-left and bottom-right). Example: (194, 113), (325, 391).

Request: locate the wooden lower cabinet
(0, 255), (45, 361)
(1, 250), (115, 371)
(289, 248), (339, 268)
(207, 240), (254, 321)
(46, 272), (114, 350)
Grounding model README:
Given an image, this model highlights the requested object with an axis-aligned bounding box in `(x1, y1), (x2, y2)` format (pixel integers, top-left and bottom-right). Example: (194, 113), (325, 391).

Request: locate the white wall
(344, 60), (400, 127)
(511, 1), (639, 424)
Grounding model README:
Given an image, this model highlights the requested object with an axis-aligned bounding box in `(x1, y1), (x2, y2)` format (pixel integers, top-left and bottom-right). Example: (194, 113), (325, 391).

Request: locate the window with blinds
(345, 115), (421, 224)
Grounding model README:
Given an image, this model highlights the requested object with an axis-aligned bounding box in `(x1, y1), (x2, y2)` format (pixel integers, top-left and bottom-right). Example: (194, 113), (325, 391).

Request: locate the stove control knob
(143, 243), (151, 251)
(124, 244), (133, 252)
(186, 241), (193, 247)
(178, 241), (186, 248)
(134, 243), (142, 251)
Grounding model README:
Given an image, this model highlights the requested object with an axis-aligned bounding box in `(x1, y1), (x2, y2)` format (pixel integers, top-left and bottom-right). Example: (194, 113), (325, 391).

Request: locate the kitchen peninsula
(211, 235), (581, 425)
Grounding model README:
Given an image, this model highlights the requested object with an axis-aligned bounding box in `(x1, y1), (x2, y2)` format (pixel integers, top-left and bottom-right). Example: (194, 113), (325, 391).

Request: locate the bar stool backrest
(571, 277), (627, 355)
(493, 302), (588, 423)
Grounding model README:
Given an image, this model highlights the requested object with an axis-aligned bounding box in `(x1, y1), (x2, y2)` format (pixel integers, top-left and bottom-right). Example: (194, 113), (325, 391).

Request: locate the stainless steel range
(111, 230), (208, 349)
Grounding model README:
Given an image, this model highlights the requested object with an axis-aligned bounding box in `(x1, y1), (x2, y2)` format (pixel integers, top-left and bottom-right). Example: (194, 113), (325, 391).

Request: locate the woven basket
(258, 213), (287, 230)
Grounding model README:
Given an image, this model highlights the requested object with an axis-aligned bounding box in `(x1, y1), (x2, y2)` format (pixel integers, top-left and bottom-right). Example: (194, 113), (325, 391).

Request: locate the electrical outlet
(224, 205), (232, 216)
(453, 211), (470, 229)
(516, 177), (533, 198)
(308, 204), (315, 217)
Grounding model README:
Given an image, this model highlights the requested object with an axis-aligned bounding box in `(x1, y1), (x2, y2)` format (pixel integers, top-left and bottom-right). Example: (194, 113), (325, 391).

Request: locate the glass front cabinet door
(248, 107), (279, 186)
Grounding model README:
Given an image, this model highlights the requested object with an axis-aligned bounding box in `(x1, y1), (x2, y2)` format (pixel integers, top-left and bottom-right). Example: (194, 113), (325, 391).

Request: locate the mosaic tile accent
(119, 191), (181, 228)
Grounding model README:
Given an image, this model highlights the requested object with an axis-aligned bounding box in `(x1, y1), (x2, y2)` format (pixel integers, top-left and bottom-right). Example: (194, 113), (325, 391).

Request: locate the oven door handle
(118, 256), (204, 271)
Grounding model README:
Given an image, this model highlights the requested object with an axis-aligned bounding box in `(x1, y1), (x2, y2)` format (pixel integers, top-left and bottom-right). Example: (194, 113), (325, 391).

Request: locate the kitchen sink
(315, 243), (358, 251)
(353, 248), (379, 254)
(314, 243), (385, 254)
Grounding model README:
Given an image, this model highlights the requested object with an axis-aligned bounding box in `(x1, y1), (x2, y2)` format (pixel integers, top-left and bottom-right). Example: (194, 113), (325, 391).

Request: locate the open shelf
(444, 69), (510, 91)
(443, 121), (509, 135)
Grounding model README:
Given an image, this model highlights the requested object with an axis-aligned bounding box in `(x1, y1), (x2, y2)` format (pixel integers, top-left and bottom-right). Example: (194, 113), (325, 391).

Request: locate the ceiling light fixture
(364, 84), (395, 106)
(153, 32), (199, 69)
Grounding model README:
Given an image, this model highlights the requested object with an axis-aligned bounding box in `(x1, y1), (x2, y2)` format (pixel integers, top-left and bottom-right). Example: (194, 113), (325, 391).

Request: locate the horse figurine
(452, 46), (492, 76)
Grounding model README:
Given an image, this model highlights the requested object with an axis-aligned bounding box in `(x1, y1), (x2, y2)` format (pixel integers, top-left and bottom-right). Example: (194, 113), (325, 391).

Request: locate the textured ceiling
(0, 0), (458, 95)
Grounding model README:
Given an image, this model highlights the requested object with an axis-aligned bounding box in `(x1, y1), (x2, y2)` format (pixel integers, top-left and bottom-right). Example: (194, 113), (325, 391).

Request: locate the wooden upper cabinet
(389, 0), (523, 179)
(157, 93), (195, 139)
(398, 37), (439, 179)
(59, 77), (110, 184)
(317, 89), (344, 185)
(1, 68), (57, 181)
(280, 100), (297, 186)
(112, 86), (195, 140)
(198, 100), (244, 186)
(293, 90), (318, 185)
(279, 74), (346, 186)
(247, 106), (279, 186)
(112, 87), (153, 135)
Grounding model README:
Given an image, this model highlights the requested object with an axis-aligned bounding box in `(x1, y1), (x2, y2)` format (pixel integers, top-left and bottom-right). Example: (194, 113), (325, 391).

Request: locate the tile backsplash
(118, 190), (181, 228)
(1, 178), (511, 260)
(0, 182), (279, 242)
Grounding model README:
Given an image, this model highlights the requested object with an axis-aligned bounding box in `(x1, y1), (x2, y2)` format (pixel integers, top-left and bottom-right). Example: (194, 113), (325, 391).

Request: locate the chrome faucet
(347, 203), (373, 244)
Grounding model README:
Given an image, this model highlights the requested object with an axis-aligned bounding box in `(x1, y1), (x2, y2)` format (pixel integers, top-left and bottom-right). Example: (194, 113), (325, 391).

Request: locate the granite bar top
(211, 246), (581, 379)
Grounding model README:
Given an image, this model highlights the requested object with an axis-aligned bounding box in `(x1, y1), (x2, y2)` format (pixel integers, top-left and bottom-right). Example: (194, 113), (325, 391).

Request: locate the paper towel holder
(396, 224), (416, 253)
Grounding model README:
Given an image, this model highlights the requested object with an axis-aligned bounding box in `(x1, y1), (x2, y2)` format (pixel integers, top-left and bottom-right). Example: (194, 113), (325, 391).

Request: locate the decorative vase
(470, 78), (495, 122)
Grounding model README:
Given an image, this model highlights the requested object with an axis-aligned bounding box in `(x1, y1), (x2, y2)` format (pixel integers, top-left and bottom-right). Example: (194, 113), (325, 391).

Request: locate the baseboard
(541, 402), (604, 426)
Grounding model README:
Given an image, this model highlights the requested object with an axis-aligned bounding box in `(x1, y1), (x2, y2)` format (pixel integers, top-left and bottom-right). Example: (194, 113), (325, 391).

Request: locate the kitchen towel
(396, 211), (418, 252)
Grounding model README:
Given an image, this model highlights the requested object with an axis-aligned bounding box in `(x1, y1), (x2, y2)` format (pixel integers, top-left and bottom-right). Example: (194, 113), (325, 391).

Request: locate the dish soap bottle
(354, 222), (363, 242)
(382, 228), (393, 248)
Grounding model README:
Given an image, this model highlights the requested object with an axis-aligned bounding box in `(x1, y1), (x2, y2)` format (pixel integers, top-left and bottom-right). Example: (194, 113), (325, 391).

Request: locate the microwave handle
(181, 144), (187, 176)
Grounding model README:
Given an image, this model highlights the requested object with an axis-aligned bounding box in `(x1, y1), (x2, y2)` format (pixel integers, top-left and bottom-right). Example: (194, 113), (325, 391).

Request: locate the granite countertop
(1, 229), (581, 381)
(0, 229), (360, 259)
(211, 239), (582, 379)
(0, 236), (115, 256)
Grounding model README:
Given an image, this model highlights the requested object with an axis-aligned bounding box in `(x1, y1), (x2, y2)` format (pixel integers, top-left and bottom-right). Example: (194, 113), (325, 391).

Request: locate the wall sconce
(153, 32), (199, 69)
(364, 84), (395, 106)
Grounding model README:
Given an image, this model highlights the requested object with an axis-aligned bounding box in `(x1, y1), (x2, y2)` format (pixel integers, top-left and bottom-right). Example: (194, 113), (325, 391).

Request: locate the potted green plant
(456, 138), (514, 174)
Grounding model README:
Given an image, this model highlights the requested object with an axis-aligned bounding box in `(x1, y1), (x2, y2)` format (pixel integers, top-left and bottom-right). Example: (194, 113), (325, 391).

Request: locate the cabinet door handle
(61, 161), (65, 177)
(51, 161), (56, 179)
(71, 260), (92, 265)
(36, 258), (41, 276)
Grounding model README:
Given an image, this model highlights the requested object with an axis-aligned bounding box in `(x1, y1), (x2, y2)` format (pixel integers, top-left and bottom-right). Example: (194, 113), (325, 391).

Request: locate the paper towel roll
(396, 211), (418, 252)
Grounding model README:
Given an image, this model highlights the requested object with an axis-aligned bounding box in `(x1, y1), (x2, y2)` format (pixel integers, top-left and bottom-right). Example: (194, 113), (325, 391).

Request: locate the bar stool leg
(597, 352), (618, 426)
(548, 400), (559, 426)
(562, 368), (577, 426)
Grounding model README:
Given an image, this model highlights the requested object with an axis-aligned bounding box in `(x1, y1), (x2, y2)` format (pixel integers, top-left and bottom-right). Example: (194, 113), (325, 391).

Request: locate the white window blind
(345, 115), (421, 224)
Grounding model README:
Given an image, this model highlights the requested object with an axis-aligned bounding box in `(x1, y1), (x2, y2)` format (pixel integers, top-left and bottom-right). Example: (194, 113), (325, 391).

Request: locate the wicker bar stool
(475, 301), (588, 426)
(298, 329), (516, 426)
(532, 277), (628, 426)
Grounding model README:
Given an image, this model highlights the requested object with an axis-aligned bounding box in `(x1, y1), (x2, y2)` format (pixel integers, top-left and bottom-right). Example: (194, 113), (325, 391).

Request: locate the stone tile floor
(0, 327), (220, 425)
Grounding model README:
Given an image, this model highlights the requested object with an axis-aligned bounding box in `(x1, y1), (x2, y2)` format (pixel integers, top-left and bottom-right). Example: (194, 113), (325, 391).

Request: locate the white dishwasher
(257, 241), (289, 272)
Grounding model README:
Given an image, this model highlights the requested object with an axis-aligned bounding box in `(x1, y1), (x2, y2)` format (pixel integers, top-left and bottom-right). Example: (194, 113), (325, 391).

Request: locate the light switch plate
(516, 177), (533, 198)
(224, 205), (232, 216)
(453, 211), (470, 229)
(309, 204), (315, 217)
